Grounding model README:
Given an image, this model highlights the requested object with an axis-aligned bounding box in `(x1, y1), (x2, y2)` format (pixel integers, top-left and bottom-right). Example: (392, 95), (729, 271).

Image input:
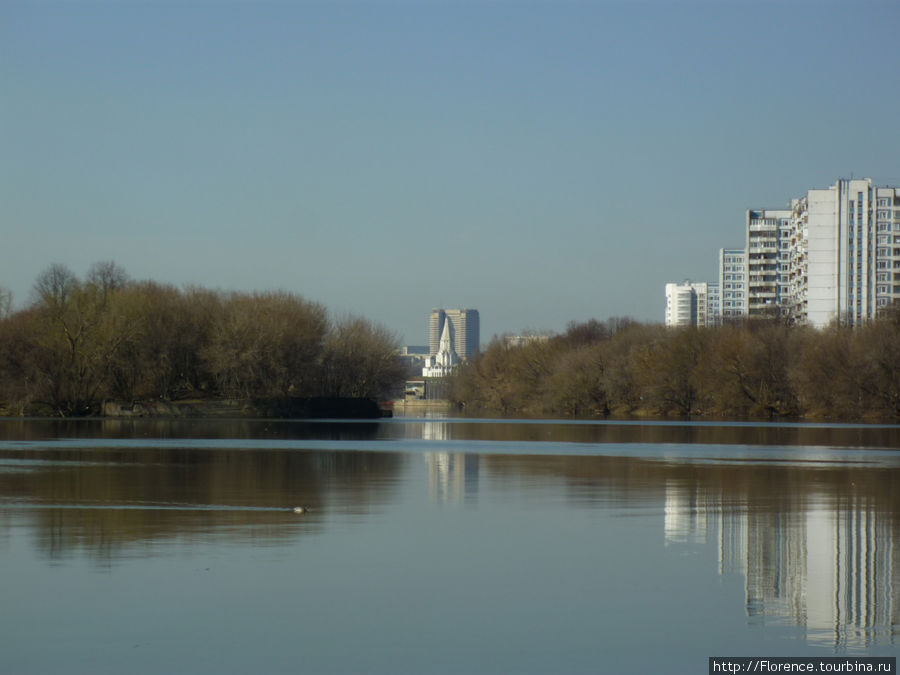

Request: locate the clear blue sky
(3, 0), (899, 344)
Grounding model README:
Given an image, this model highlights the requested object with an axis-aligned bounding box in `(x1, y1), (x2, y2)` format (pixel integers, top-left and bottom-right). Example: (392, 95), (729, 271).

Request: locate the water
(1, 418), (898, 674)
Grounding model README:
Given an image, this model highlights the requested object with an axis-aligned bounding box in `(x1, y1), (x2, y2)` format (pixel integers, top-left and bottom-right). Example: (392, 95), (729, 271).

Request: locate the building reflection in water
(664, 485), (896, 649)
(421, 419), (450, 441)
(426, 453), (479, 505)
(420, 419), (480, 504)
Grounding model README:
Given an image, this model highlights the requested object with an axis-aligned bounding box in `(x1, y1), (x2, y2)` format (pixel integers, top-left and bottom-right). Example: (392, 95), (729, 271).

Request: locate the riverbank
(100, 397), (388, 419)
(390, 399), (452, 417)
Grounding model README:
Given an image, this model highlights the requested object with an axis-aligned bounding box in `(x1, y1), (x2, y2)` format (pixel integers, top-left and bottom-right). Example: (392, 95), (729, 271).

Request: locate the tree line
(448, 313), (900, 421)
(0, 262), (407, 416)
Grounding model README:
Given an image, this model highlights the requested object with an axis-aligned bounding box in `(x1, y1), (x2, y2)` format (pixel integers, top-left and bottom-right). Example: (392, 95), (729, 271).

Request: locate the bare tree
(87, 261), (130, 299)
(203, 291), (328, 399)
(319, 316), (405, 399)
(33, 263), (78, 309)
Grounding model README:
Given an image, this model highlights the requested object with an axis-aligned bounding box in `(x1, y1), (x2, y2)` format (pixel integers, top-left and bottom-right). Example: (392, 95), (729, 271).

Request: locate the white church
(422, 319), (459, 377)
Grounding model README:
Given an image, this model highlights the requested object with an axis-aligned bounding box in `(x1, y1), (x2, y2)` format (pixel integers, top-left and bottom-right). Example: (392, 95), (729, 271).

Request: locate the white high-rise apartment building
(665, 283), (695, 327)
(788, 179), (900, 327)
(718, 247), (746, 319)
(740, 178), (900, 327)
(671, 177), (899, 328)
(664, 281), (719, 327)
(745, 209), (792, 318)
(706, 282), (721, 325)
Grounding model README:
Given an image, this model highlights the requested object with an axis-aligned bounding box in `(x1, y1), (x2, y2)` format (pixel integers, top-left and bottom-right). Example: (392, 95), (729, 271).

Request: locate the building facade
(745, 208), (792, 318)
(429, 309), (480, 360)
(731, 178), (900, 327)
(665, 283), (695, 327)
(790, 179), (900, 327)
(664, 281), (719, 327)
(669, 178), (900, 328)
(718, 247), (747, 319)
(422, 319), (460, 377)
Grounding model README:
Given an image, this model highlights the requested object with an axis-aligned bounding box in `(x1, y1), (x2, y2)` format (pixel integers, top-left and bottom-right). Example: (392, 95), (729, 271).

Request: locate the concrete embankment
(390, 399), (452, 416)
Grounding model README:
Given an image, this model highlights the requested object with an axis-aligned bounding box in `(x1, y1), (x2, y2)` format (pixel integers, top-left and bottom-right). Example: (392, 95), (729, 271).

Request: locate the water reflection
(477, 452), (900, 650)
(427, 453), (479, 504)
(389, 417), (900, 449)
(0, 445), (403, 560)
(664, 483), (897, 649)
(1, 418), (898, 655)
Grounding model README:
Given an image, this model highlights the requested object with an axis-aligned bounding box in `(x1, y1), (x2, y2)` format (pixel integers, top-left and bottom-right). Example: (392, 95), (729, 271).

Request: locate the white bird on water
(292, 506), (307, 514)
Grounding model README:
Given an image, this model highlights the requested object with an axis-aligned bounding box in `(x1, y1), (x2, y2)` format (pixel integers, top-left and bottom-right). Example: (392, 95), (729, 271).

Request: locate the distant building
(665, 283), (695, 327)
(423, 319), (459, 377)
(793, 179), (900, 327)
(740, 179), (900, 327)
(398, 345), (429, 374)
(504, 334), (551, 349)
(672, 177), (900, 328)
(706, 282), (721, 324)
(428, 308), (480, 360)
(718, 247), (746, 319)
(664, 281), (719, 327)
(404, 378), (426, 400)
(745, 208), (792, 318)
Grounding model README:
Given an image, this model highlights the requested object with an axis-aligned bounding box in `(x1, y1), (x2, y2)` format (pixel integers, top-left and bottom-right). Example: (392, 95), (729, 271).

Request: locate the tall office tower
(790, 178), (900, 327)
(718, 247), (747, 319)
(745, 208), (792, 318)
(428, 309), (480, 359)
(664, 281), (719, 327)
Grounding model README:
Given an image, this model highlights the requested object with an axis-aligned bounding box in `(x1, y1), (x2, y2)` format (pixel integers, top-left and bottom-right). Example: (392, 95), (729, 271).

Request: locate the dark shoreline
(99, 397), (389, 419)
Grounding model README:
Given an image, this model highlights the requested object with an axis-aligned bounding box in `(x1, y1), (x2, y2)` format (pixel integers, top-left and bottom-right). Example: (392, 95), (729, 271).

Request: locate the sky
(3, 0), (900, 344)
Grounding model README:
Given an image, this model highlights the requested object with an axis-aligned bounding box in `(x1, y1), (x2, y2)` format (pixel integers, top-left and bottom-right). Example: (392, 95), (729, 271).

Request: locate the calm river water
(1, 417), (898, 674)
